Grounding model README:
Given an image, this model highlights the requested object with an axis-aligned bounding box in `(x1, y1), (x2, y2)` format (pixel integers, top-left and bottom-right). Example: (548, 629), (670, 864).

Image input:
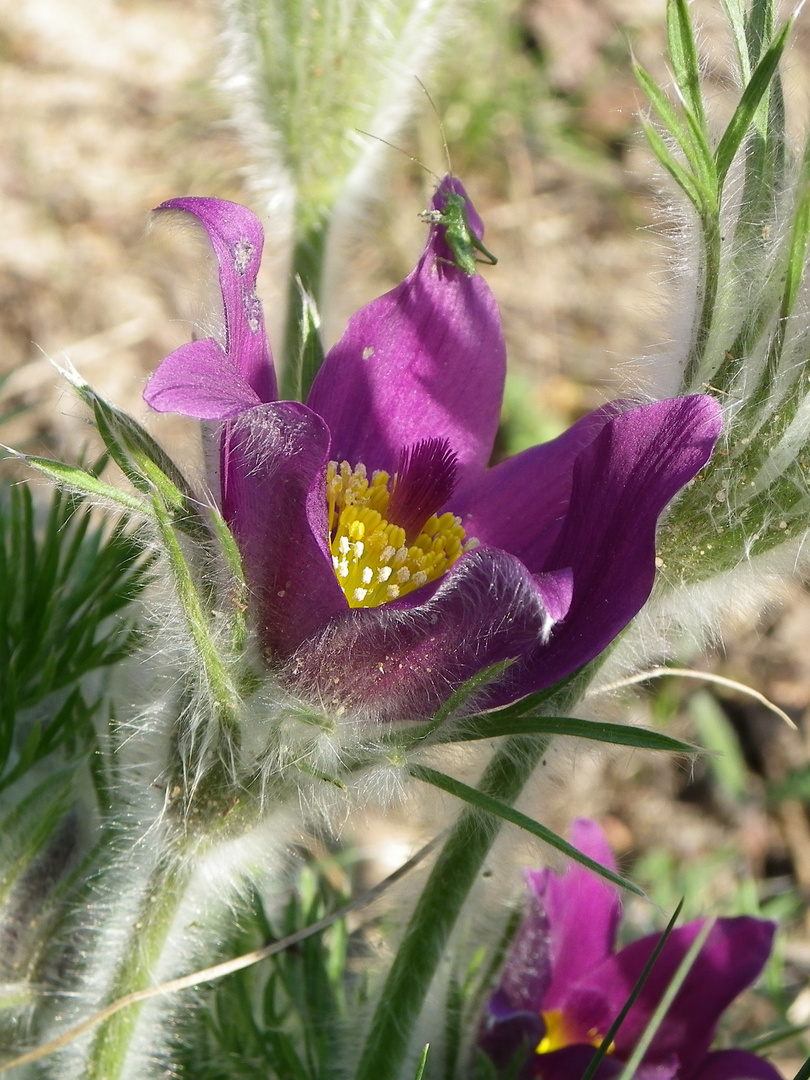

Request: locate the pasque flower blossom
(144, 181), (722, 722)
(478, 819), (779, 1080)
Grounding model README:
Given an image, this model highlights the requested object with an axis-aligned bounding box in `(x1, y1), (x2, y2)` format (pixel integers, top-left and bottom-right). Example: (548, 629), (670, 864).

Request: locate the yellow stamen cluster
(536, 1010), (611, 1056)
(326, 460), (475, 609)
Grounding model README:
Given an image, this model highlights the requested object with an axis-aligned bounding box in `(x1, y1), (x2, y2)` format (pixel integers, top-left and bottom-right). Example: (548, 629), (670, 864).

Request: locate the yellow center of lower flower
(536, 1010), (610, 1056)
(326, 459), (475, 609)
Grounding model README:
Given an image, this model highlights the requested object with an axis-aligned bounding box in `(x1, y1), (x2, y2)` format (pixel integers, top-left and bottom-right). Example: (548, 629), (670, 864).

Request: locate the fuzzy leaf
(639, 119), (707, 214)
(667, 0), (708, 131)
(714, 17), (792, 186)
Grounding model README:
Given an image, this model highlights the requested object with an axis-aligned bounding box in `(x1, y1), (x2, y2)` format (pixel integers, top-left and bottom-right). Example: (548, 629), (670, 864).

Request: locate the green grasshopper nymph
(420, 190), (498, 277)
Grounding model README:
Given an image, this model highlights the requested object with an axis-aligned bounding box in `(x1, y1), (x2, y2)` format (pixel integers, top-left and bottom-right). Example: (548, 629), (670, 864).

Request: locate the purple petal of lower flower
(144, 339), (262, 420)
(478, 996), (547, 1076)
(498, 873), (553, 1012)
(690, 1050), (784, 1080)
(221, 402), (347, 658)
(531, 1046), (678, 1080)
(306, 182), (505, 484)
(541, 819), (622, 1010)
(565, 917), (776, 1075)
(282, 548), (573, 723)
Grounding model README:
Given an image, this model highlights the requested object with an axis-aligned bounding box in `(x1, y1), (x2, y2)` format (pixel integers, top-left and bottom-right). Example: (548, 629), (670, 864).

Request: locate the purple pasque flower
(478, 819), (780, 1080)
(144, 182), (723, 723)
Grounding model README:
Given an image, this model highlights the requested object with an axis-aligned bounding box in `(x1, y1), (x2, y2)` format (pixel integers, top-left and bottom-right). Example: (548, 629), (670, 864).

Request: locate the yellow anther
(326, 459), (477, 609)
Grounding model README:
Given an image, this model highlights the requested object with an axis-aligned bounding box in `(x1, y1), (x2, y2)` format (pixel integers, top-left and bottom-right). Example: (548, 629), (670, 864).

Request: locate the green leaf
(721, 0), (751, 81)
(639, 119), (708, 214)
(409, 763), (643, 896)
(667, 0), (708, 130)
(436, 713), (698, 754)
(714, 18), (792, 187)
(6, 451), (152, 517)
(412, 1045), (430, 1080)
(688, 691), (748, 799)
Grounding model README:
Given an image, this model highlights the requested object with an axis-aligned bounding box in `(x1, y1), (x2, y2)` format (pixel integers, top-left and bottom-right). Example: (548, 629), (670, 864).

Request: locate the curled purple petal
(283, 548), (573, 723)
(145, 197), (276, 415)
(452, 403), (626, 570)
(306, 180), (504, 484)
(143, 339), (262, 420)
(221, 402), (347, 658)
(486, 395), (722, 704)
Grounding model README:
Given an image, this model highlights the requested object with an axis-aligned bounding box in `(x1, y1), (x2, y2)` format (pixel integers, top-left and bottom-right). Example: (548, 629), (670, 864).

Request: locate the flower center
(536, 1010), (610, 1056)
(326, 458), (475, 609)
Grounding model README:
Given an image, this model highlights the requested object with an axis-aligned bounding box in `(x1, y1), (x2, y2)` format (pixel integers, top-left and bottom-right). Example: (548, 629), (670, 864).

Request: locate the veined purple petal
(306, 180), (504, 484)
(542, 819), (621, 1010)
(145, 197), (276, 413)
(282, 548), (572, 723)
(143, 339), (262, 420)
(485, 395), (722, 704)
(452, 403), (626, 569)
(690, 1050), (783, 1080)
(565, 917), (776, 1075)
(221, 402), (346, 659)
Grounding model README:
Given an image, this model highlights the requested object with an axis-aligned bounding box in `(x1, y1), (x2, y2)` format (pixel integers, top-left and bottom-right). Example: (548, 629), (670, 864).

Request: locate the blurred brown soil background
(2, 0), (810, 1070)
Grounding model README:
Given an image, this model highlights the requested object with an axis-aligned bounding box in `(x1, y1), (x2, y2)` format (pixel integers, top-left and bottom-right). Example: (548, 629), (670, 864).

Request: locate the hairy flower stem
(84, 854), (190, 1080)
(355, 734), (547, 1080)
(684, 213), (722, 391)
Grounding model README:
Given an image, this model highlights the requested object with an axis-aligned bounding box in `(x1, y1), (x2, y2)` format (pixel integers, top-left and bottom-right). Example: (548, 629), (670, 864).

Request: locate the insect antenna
(414, 77), (454, 178)
(354, 129), (441, 186)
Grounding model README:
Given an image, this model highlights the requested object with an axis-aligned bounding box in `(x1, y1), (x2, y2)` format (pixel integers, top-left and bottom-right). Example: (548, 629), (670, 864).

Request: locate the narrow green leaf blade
(437, 714), (698, 754)
(667, 0), (708, 129)
(715, 18), (793, 186)
(6, 451), (152, 517)
(640, 119), (708, 214)
(409, 764), (643, 896)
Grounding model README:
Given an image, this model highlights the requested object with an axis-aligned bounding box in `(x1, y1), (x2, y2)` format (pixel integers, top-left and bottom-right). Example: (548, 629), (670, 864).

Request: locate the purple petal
(690, 1050), (784, 1080)
(452, 403), (625, 570)
(143, 339), (262, 420)
(146, 197), (276, 412)
(496, 871), (553, 1013)
(282, 548), (572, 723)
(221, 402), (347, 659)
(306, 180), (504, 484)
(483, 395), (722, 704)
(530, 1045), (677, 1080)
(542, 819), (622, 1011)
(564, 917), (775, 1075)
(478, 997), (546, 1076)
